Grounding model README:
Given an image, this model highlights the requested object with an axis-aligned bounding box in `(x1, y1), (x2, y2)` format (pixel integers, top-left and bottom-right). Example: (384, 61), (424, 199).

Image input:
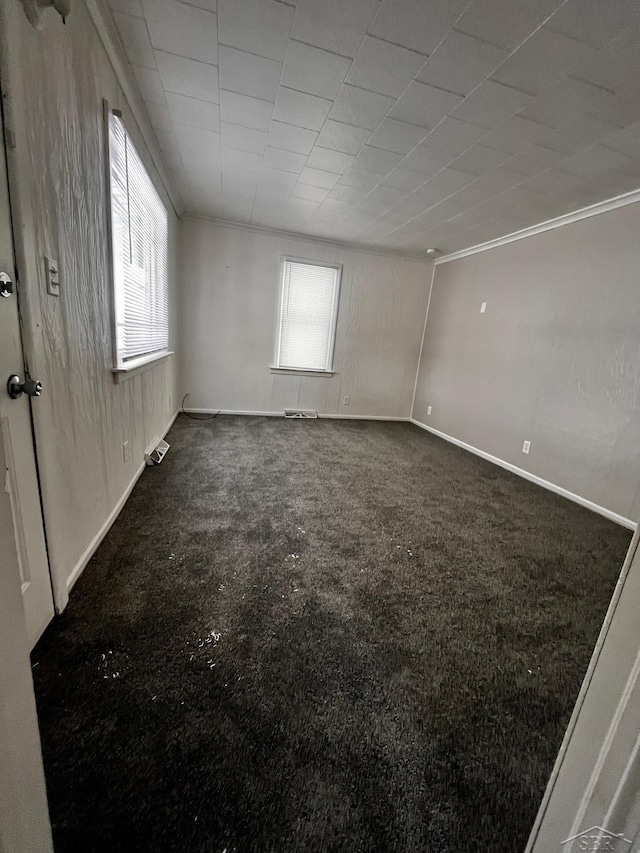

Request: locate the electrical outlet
(343, 395), (350, 405)
(45, 256), (60, 297)
(427, 406), (432, 415)
(480, 302), (487, 313)
(522, 440), (531, 454)
(123, 441), (131, 464)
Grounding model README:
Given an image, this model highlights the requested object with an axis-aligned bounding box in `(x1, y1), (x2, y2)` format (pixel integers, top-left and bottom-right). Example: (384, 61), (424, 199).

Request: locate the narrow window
(276, 258), (341, 372)
(108, 111), (169, 367)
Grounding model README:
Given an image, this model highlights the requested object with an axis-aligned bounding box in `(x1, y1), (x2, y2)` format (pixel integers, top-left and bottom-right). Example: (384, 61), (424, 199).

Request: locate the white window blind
(276, 259), (341, 372)
(108, 112), (169, 365)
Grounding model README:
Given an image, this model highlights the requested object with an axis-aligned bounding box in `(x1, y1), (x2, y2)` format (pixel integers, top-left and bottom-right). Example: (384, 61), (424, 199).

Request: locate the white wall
(412, 201), (640, 525)
(2, 0), (179, 607)
(179, 220), (432, 419)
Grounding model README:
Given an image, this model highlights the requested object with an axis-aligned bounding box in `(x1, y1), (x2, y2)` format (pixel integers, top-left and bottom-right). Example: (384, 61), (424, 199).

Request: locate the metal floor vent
(284, 409), (318, 419)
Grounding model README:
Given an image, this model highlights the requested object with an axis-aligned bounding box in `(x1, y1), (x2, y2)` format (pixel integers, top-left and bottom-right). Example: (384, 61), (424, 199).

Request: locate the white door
(0, 77), (54, 647)
(0, 84), (53, 851)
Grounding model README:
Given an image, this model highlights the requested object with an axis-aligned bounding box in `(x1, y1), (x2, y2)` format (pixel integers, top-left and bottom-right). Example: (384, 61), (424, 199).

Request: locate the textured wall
(413, 203), (640, 523)
(179, 220), (431, 419)
(2, 0), (179, 606)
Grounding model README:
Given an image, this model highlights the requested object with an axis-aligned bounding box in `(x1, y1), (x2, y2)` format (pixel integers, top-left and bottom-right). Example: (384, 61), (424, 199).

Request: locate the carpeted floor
(32, 416), (631, 853)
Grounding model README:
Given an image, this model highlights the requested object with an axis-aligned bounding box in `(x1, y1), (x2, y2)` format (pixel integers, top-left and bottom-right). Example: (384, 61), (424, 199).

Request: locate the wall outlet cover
(522, 440), (531, 454)
(343, 395), (350, 405)
(427, 406), (432, 415)
(480, 302), (487, 313)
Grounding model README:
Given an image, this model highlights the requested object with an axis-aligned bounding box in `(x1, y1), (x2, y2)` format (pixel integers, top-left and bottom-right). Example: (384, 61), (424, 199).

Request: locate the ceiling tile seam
(283, 35), (360, 63)
(152, 46), (218, 67)
(248, 0), (298, 223)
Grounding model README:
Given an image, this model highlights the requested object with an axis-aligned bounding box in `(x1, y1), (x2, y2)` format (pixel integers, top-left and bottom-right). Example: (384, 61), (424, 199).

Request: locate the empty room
(1, 1), (640, 852)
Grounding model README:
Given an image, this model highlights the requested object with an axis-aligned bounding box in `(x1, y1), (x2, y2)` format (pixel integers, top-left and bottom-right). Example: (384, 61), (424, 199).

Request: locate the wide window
(275, 258), (341, 372)
(108, 110), (169, 367)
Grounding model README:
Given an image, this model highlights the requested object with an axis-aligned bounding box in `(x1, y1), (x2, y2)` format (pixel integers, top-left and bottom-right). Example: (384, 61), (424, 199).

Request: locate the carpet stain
(32, 416), (631, 853)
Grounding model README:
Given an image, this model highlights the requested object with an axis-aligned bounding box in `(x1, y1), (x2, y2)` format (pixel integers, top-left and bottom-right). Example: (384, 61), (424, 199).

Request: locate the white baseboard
(65, 409), (179, 594)
(183, 408), (409, 421)
(411, 418), (637, 531)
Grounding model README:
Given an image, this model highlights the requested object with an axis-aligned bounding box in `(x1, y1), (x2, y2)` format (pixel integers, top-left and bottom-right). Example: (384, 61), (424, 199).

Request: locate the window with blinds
(108, 111), (169, 366)
(276, 259), (341, 372)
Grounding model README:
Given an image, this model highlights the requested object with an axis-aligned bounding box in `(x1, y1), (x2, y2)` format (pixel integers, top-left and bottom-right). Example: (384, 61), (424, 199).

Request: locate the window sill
(112, 350), (174, 384)
(270, 367), (334, 378)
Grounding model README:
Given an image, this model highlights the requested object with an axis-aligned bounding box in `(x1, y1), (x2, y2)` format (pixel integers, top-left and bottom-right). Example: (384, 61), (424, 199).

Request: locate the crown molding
(85, 0), (183, 217)
(181, 213), (435, 264)
(435, 186), (640, 265)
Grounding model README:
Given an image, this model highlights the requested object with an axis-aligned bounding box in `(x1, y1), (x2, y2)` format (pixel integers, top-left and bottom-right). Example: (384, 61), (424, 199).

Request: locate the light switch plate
(45, 256), (60, 297)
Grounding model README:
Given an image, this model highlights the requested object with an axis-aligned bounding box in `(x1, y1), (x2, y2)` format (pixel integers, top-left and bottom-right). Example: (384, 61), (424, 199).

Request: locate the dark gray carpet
(32, 415), (631, 853)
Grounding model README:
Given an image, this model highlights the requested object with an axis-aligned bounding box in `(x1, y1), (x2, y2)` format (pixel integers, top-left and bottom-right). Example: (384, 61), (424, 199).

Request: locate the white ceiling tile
(338, 168), (382, 190)
(142, 0), (217, 64)
(306, 148), (355, 174)
(555, 144), (636, 177)
(471, 167), (523, 192)
(175, 124), (221, 168)
(421, 118), (487, 155)
(154, 125), (179, 153)
(110, 0), (144, 15)
(113, 12), (156, 68)
(255, 168), (298, 199)
(368, 119), (428, 155)
(299, 167), (341, 189)
(130, 0), (640, 253)
(219, 90), (274, 131)
(222, 147), (263, 173)
(451, 80), (533, 128)
(156, 51), (219, 103)
(480, 115), (557, 154)
(417, 31), (507, 97)
(268, 121), (318, 155)
(221, 122), (268, 155)
(353, 146), (403, 175)
(328, 85), (394, 131)
(291, 183), (331, 202)
(490, 27), (595, 96)
(388, 81), (462, 130)
(181, 0), (217, 10)
(400, 145), (453, 174)
(545, 0), (636, 49)
(356, 184), (408, 214)
(281, 42), (352, 101)
(328, 183), (371, 203)
(291, 0), (380, 59)
(315, 198), (355, 219)
(218, 46), (281, 101)
(381, 168), (427, 191)
(602, 124), (640, 158)
(542, 115), (621, 155)
(450, 144), (509, 176)
(273, 88), (333, 132)
(368, 0), (463, 55)
(506, 144), (565, 176)
(455, 0), (565, 51)
(316, 120), (372, 154)
(131, 64), (166, 105)
(145, 101), (173, 131)
(218, 0), (293, 61)
(166, 92), (220, 131)
(287, 196), (322, 215)
(345, 36), (426, 98)
(263, 147), (308, 173)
